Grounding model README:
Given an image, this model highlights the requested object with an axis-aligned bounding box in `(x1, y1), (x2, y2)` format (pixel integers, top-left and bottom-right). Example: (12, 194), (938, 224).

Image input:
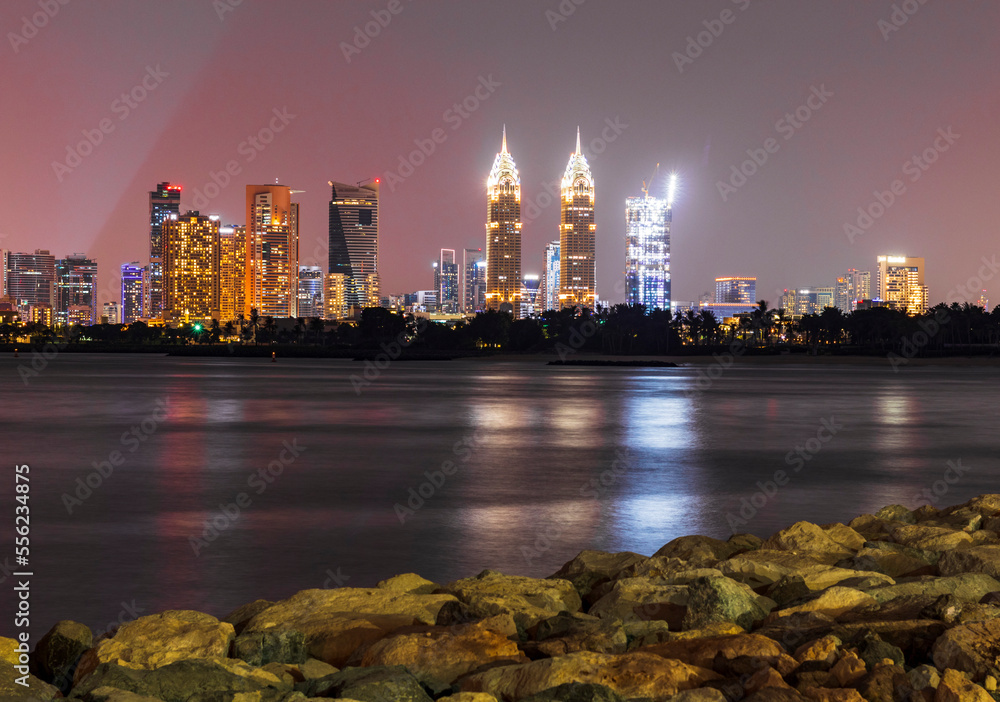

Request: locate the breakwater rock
(7, 496), (1000, 700)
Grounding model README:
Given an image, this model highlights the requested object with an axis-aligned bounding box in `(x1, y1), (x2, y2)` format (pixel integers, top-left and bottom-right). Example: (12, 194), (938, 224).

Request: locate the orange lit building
(246, 185), (299, 318)
(485, 127), (522, 316)
(559, 129), (596, 309)
(162, 212), (221, 324)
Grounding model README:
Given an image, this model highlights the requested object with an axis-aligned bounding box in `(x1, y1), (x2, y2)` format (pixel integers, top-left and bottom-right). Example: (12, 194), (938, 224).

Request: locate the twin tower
(485, 127), (596, 317)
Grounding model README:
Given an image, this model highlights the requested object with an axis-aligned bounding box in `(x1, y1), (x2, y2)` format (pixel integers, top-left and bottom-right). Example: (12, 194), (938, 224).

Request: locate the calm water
(2, 354), (998, 637)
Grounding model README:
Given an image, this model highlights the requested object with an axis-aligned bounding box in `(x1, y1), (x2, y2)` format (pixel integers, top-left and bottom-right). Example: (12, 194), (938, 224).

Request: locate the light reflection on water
(2, 355), (998, 635)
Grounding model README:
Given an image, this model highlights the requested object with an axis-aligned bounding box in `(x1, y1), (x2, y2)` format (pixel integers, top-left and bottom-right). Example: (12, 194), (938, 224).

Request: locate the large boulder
(353, 622), (525, 684)
(460, 650), (718, 700)
(446, 571), (582, 629)
(69, 658), (283, 702)
(682, 576), (774, 630)
(316, 664), (433, 702)
(0, 660), (60, 700)
(887, 525), (973, 552)
(587, 578), (688, 626)
(639, 633), (789, 671)
(33, 620), (93, 690)
(236, 585), (457, 667)
(938, 545), (1000, 579)
(863, 574), (1000, 605)
(721, 551), (891, 591)
(653, 535), (738, 564)
(549, 550), (646, 603)
(529, 612), (627, 657)
(761, 522), (855, 564)
(768, 586), (877, 621)
(931, 618), (1000, 682)
(73, 610), (235, 684)
(935, 668), (993, 701)
(520, 682), (627, 701)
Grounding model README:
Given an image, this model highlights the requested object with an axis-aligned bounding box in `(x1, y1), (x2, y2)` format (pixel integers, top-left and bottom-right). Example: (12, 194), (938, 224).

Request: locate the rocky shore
(7, 496), (1000, 701)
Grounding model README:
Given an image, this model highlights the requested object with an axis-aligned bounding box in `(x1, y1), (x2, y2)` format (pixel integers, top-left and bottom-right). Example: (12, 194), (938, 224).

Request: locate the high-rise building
(541, 240), (560, 312)
(246, 185), (299, 318)
(0, 249), (8, 299)
(625, 172), (675, 310)
(162, 211), (221, 323)
(559, 128), (596, 309)
(485, 127), (522, 316)
(462, 248), (485, 313)
(520, 275), (541, 319)
(876, 256), (927, 315)
(834, 277), (851, 313)
(55, 253), (97, 326)
(847, 268), (871, 310)
(102, 301), (119, 324)
(297, 266), (324, 318)
(219, 225), (246, 322)
(325, 273), (348, 320)
(149, 182), (182, 319)
(779, 289), (797, 315)
(120, 262), (146, 324)
(715, 277), (756, 305)
(815, 286), (834, 312)
(8, 250), (56, 319)
(435, 249), (459, 313)
(328, 180), (380, 310)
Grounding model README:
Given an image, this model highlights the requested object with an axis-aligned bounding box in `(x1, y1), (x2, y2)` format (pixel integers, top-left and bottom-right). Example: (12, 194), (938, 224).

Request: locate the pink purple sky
(1, 0), (998, 306)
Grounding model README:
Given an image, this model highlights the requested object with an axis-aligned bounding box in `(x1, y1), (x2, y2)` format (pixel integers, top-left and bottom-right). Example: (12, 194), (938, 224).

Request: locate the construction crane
(641, 163), (660, 198)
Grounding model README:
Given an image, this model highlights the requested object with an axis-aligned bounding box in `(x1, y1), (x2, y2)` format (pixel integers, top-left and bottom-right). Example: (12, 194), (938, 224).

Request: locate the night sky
(2, 0), (997, 306)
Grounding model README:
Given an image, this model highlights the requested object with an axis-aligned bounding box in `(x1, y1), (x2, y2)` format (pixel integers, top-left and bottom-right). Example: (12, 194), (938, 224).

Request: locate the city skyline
(2, 2), (996, 308)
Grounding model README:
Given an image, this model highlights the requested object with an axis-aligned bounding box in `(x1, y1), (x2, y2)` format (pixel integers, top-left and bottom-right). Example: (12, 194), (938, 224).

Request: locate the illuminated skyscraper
(8, 250), (55, 319)
(149, 182), (182, 318)
(847, 268), (871, 309)
(297, 266), (324, 318)
(219, 225), (246, 322)
(246, 185), (299, 318)
(102, 301), (119, 324)
(541, 240), (560, 312)
(55, 253), (97, 326)
(325, 273), (348, 320)
(0, 249), (8, 299)
(815, 286), (834, 311)
(436, 249), (459, 313)
(328, 180), (379, 309)
(162, 211), (221, 323)
(625, 171), (675, 310)
(462, 248), (485, 313)
(716, 277), (756, 305)
(876, 255), (927, 315)
(834, 277), (851, 313)
(485, 127), (522, 316)
(559, 128), (596, 309)
(520, 275), (541, 319)
(120, 262), (146, 324)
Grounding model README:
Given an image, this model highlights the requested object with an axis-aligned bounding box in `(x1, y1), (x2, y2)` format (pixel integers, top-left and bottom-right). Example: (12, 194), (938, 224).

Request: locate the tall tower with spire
(485, 126), (522, 316)
(559, 128), (596, 309)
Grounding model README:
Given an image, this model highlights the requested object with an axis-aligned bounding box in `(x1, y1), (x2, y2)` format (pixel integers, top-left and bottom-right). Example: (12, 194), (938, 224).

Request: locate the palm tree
(223, 321), (235, 339)
(263, 316), (276, 344)
(750, 300), (774, 346)
(247, 309), (260, 345)
(308, 317), (325, 346)
(210, 318), (221, 344)
(698, 310), (720, 346)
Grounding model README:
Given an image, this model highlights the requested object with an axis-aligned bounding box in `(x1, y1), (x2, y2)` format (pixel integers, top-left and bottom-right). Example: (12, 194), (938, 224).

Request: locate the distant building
(485, 128), (522, 315)
(247, 185), (299, 318)
(625, 173), (674, 310)
(699, 302), (756, 320)
(120, 263), (146, 324)
(219, 225), (246, 323)
(0, 249), (8, 299)
(328, 180), (380, 309)
(462, 248), (485, 313)
(435, 249), (459, 313)
(8, 250), (56, 320)
(846, 269), (871, 311)
(162, 211), (221, 324)
(102, 301), (119, 324)
(297, 266), (324, 318)
(834, 277), (851, 313)
(325, 272), (348, 320)
(815, 286), (834, 312)
(520, 275), (541, 318)
(55, 253), (97, 325)
(979, 291), (989, 311)
(715, 277), (756, 305)
(559, 129), (596, 309)
(876, 255), (927, 315)
(149, 182), (182, 319)
(540, 240), (560, 313)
